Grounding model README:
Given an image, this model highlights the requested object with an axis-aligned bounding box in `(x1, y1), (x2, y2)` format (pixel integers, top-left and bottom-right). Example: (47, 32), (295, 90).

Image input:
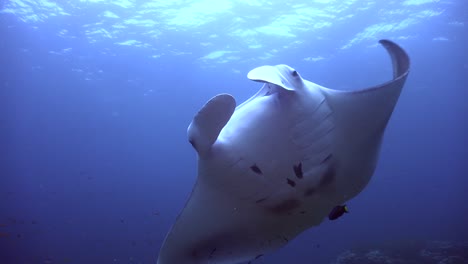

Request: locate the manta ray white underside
(158, 40), (410, 264)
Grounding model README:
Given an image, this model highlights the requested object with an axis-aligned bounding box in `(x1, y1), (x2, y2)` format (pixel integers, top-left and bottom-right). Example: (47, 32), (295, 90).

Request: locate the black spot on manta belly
(250, 164), (263, 175)
(293, 162), (303, 179)
(286, 178), (296, 187)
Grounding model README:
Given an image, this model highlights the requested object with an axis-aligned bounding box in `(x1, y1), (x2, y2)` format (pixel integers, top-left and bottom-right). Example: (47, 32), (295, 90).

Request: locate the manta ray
(157, 39), (410, 264)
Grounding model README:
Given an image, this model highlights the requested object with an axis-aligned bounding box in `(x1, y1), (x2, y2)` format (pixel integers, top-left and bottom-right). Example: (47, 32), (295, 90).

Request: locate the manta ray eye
(292, 70), (298, 77)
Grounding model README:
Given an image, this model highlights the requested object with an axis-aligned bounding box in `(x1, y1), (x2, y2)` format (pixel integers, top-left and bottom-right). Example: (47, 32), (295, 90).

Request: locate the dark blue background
(1, 1), (467, 263)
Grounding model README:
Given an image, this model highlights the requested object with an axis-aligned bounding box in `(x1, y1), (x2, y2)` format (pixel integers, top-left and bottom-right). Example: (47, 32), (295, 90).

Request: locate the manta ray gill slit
(304, 187), (316, 197)
(321, 154), (332, 164)
(319, 166), (336, 187)
(268, 199), (301, 214)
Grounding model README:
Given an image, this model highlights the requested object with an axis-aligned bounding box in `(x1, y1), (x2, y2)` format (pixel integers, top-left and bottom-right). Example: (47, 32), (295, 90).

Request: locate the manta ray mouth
(264, 83), (276, 96)
(263, 83), (288, 97)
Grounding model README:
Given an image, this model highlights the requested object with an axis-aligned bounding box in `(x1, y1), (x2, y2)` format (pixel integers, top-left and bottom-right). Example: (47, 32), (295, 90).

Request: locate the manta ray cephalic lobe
(158, 39), (410, 264)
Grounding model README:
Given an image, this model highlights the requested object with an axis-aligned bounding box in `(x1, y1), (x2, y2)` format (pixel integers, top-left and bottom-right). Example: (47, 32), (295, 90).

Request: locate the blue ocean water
(1, 0), (467, 263)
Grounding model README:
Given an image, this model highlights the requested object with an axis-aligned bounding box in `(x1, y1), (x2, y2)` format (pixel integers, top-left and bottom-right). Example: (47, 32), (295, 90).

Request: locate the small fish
(328, 205), (349, 220)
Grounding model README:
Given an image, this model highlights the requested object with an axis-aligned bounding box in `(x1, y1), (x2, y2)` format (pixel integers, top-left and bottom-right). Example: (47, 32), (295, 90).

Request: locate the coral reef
(332, 240), (468, 264)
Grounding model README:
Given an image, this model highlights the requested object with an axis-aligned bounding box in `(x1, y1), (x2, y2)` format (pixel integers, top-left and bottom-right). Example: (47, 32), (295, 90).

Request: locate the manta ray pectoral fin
(380, 39), (411, 79)
(247, 64), (304, 91)
(319, 39), (410, 148)
(187, 93), (236, 156)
